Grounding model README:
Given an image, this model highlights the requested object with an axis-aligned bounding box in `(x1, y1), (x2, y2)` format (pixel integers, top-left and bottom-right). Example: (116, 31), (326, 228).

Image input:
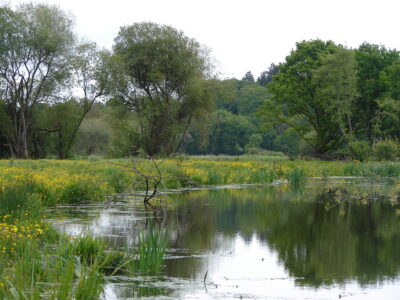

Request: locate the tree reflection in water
(164, 182), (400, 287)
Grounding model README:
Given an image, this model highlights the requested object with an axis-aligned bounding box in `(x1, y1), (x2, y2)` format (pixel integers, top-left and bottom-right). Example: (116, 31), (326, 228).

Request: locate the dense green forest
(2, 3), (400, 160)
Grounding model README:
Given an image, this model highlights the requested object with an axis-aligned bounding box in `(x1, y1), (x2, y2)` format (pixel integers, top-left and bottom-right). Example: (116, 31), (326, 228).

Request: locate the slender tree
(55, 43), (111, 158)
(312, 48), (358, 137)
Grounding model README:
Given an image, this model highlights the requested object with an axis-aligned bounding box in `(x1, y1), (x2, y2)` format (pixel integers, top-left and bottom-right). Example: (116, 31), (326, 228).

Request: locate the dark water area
(49, 179), (400, 299)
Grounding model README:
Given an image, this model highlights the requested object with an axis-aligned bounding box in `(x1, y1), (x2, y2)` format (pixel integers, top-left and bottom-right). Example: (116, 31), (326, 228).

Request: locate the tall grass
(0, 185), (168, 298)
(125, 228), (168, 275)
(343, 163), (400, 177)
(137, 229), (168, 275)
(0, 183), (42, 218)
(287, 167), (308, 187)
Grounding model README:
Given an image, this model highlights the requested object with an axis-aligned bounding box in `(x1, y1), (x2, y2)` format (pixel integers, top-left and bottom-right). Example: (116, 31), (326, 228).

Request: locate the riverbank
(1, 157), (400, 206)
(1, 156), (400, 297)
(0, 181), (167, 298)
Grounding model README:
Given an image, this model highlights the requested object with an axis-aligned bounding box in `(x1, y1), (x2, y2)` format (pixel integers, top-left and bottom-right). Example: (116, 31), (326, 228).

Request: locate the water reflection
(49, 179), (400, 299)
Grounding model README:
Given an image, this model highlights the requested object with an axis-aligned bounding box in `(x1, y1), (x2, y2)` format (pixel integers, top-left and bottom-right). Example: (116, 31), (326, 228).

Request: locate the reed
(287, 167), (308, 187)
(125, 228), (168, 275)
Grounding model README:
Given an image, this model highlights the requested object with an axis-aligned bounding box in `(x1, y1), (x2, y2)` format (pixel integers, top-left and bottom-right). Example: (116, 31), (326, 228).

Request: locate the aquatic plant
(125, 228), (168, 275)
(287, 167), (308, 187)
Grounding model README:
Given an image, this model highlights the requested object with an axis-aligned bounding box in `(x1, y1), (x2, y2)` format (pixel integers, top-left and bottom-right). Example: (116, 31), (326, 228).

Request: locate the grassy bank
(2, 157), (400, 206)
(0, 183), (167, 298)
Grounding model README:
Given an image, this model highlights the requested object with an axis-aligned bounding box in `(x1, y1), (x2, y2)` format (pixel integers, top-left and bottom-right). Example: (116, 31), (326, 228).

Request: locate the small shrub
(374, 140), (399, 161)
(349, 141), (371, 162)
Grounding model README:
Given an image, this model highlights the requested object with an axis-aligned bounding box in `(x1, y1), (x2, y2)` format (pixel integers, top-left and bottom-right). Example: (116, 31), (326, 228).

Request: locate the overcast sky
(6, 0), (400, 79)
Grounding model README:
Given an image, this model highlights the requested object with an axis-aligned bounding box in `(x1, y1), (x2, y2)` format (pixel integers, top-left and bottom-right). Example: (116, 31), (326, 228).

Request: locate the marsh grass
(0, 184), (44, 223)
(137, 229), (168, 275)
(250, 168), (277, 183)
(124, 228), (168, 276)
(2, 157), (399, 200)
(206, 169), (227, 185)
(0, 234), (137, 299)
(0, 191), (168, 299)
(287, 167), (308, 187)
(0, 235), (102, 299)
(343, 163), (400, 177)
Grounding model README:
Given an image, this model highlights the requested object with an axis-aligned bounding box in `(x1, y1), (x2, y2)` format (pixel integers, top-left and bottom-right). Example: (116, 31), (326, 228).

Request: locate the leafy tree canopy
(258, 40), (358, 155)
(112, 22), (215, 156)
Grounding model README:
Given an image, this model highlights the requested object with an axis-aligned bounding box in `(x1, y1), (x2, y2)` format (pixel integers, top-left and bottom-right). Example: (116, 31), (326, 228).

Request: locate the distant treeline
(1, 3), (400, 160)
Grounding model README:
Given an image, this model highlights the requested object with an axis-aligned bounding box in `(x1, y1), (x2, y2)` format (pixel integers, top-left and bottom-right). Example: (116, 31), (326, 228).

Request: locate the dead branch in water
(107, 156), (165, 205)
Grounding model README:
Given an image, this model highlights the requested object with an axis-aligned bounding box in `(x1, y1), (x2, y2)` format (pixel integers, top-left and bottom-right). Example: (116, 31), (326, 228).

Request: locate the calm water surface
(49, 179), (400, 299)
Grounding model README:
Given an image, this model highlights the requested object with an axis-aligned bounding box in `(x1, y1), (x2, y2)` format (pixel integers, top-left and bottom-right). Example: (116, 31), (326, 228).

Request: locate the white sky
(6, 0), (400, 79)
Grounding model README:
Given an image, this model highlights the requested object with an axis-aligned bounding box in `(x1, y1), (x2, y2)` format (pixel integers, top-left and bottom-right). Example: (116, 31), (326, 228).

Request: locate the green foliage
(0, 100), (12, 158)
(244, 134), (264, 154)
(273, 127), (313, 157)
(237, 85), (270, 115)
(113, 22), (214, 156)
(343, 162), (400, 177)
(374, 140), (399, 161)
(60, 181), (105, 204)
(349, 140), (371, 162)
(313, 48), (358, 136)
(250, 168), (277, 183)
(0, 3), (75, 158)
(260, 40), (357, 155)
(105, 99), (141, 157)
(135, 229), (168, 275)
(103, 167), (131, 193)
(355, 43), (400, 143)
(0, 201), (167, 299)
(376, 97), (400, 139)
(73, 117), (112, 156)
(257, 63), (278, 86)
(286, 167), (308, 187)
(206, 169), (230, 185)
(34, 101), (84, 159)
(207, 110), (256, 155)
(0, 183), (43, 220)
(0, 235), (107, 299)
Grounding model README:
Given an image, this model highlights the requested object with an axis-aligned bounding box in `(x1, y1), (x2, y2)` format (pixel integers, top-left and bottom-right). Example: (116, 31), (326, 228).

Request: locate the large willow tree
(0, 4), (75, 158)
(112, 22), (214, 156)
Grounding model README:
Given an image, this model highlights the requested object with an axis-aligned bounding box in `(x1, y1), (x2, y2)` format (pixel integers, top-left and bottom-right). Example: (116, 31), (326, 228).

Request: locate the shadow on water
(49, 178), (400, 299)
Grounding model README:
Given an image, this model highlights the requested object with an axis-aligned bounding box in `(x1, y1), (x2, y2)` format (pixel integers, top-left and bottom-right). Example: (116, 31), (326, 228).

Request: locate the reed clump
(287, 167), (308, 187)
